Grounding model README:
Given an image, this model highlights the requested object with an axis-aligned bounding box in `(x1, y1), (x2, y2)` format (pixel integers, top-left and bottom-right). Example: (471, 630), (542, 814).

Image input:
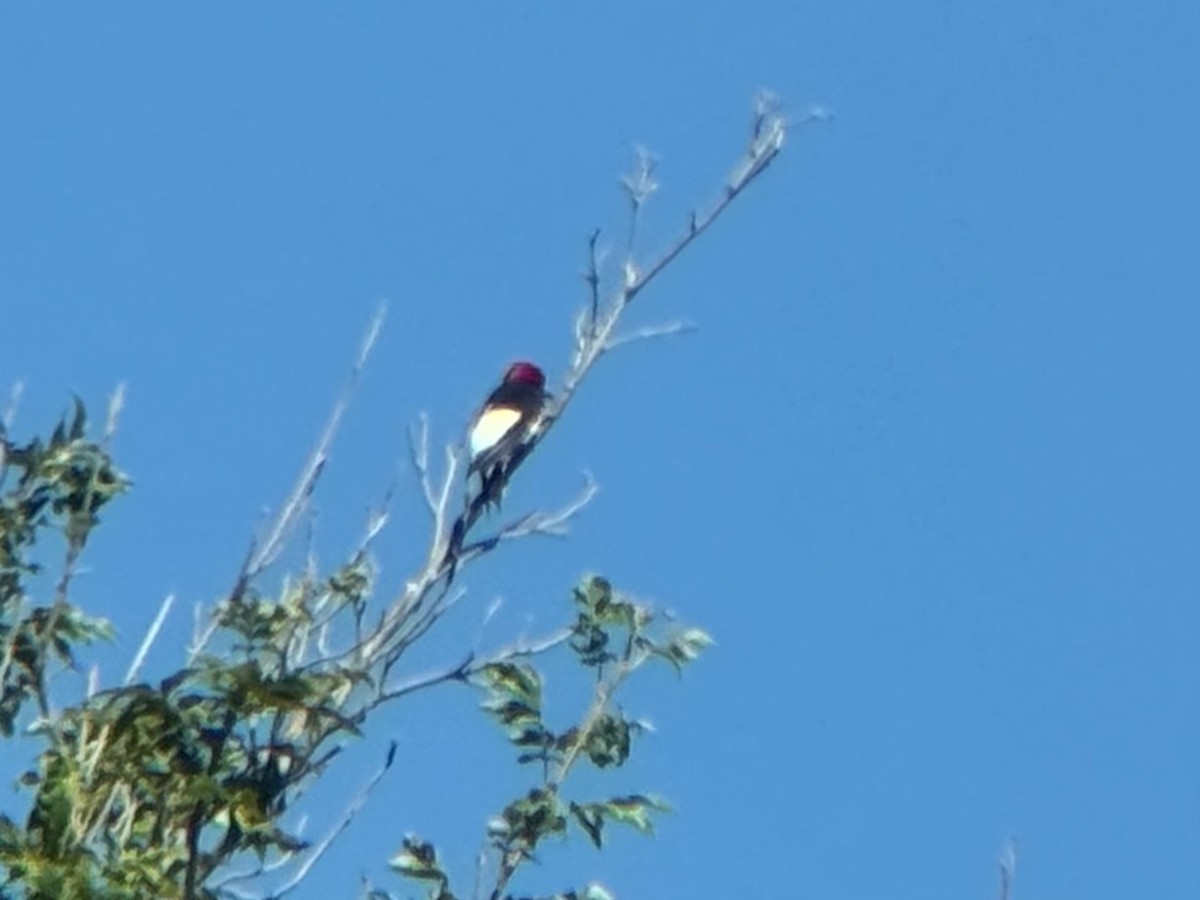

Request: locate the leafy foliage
(389, 575), (710, 900)
(0, 406), (381, 896)
(0, 411), (710, 900)
(1, 400), (125, 737)
(389, 837), (456, 900)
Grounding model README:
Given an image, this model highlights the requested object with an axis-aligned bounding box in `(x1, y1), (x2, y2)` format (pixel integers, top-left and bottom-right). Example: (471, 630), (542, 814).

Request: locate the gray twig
(245, 303), (386, 583)
(621, 145), (659, 257)
(584, 228), (602, 340)
(103, 382), (126, 447)
(376, 628), (571, 707)
(606, 319), (696, 351)
(251, 742), (397, 899)
(999, 839), (1017, 900)
(408, 413), (438, 518)
(124, 594), (175, 686)
(2, 380), (23, 430)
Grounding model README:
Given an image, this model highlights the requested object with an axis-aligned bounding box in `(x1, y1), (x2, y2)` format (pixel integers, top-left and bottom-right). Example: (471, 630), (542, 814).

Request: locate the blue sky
(2, 4), (1198, 899)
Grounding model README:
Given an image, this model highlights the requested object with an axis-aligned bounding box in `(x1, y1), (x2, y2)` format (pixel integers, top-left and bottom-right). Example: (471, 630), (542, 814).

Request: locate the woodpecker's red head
(447, 360), (549, 570)
(503, 361), (546, 389)
(469, 361), (548, 471)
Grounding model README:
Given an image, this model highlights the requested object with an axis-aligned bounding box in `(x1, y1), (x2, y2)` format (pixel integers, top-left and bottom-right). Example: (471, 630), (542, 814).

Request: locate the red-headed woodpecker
(467, 361), (547, 507)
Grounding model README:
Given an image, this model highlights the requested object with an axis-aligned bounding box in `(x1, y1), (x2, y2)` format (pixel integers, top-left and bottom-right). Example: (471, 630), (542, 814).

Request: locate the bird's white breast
(470, 407), (522, 458)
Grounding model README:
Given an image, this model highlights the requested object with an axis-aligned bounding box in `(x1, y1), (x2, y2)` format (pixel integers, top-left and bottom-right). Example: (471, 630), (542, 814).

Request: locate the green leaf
(477, 661), (542, 710)
(568, 801), (606, 848)
(495, 788), (566, 849)
(480, 697), (541, 729)
(389, 836), (451, 892)
(569, 795), (669, 847)
(327, 555), (373, 603)
(652, 627), (715, 673)
(576, 576), (613, 614)
(602, 794), (671, 833)
(583, 713), (632, 769)
(67, 396), (87, 442)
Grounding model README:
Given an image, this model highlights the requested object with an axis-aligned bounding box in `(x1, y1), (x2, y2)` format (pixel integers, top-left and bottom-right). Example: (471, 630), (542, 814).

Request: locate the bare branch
(999, 839), (1017, 900)
(621, 145), (659, 257)
(251, 742), (398, 899)
(243, 302), (386, 584)
(188, 597), (222, 665)
(433, 444), (461, 552)
(459, 474), (598, 559)
(103, 382), (126, 447)
(583, 228), (602, 341)
(408, 413), (438, 518)
(125, 594), (175, 686)
(472, 845), (489, 900)
(359, 484), (393, 554)
(790, 102), (832, 130)
(522, 95), (796, 475)
(375, 627), (571, 707)
(623, 97), (786, 311)
(2, 380), (22, 429)
(208, 823), (302, 899)
(429, 97), (797, 624)
(380, 583), (469, 678)
(605, 319), (696, 351)
(417, 98), (795, 689)
(345, 463), (589, 690)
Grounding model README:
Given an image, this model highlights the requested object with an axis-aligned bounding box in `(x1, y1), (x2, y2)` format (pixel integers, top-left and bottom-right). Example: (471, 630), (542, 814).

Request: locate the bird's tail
(441, 469), (497, 584)
(442, 515), (467, 585)
(442, 453), (527, 584)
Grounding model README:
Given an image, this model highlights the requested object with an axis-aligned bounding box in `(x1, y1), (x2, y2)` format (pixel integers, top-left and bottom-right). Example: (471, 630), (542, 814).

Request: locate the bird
(443, 361), (549, 581)
(466, 360), (548, 511)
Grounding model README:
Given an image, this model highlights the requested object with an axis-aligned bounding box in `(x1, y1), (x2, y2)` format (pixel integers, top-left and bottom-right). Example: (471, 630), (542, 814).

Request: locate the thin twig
(343, 443), (465, 672)
(188, 597), (223, 666)
(456, 475), (598, 562)
(374, 628), (571, 707)
(188, 306), (387, 664)
(605, 319), (696, 351)
(104, 382), (126, 448)
(513, 96), (793, 481)
(208, 823), (304, 898)
(621, 145), (658, 258)
(408, 414), (438, 519)
(2, 380), (22, 429)
(244, 303), (386, 583)
(268, 741), (398, 899)
(359, 486), (393, 553)
(378, 583), (469, 679)
(432, 444), (460, 554)
(623, 100), (785, 310)
(999, 839), (1017, 900)
(472, 845), (489, 900)
(584, 228), (602, 340)
(125, 594), (175, 685)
